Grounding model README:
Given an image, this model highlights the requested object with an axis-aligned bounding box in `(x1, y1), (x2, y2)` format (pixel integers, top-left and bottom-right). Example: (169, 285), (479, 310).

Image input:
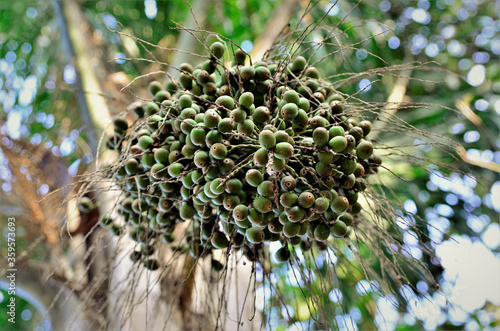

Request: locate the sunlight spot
(412, 9), (431, 24)
(241, 40), (253, 53)
(388, 36), (400, 49)
(26, 8), (37, 19)
(103, 14), (117, 29)
(358, 79), (371, 93)
(64, 64), (76, 84)
(144, 0), (158, 19)
(324, 3), (340, 16)
(467, 65), (485, 87)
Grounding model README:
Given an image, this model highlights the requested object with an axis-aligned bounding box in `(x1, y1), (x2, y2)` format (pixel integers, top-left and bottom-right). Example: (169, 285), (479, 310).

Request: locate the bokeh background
(0, 0), (498, 330)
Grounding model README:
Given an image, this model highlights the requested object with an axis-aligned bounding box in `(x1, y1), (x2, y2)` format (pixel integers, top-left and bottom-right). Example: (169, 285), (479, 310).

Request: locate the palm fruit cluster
(97, 41), (382, 269)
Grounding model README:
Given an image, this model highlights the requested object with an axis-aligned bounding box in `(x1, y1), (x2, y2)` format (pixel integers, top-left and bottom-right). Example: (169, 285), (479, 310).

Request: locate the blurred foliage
(0, 0), (498, 330)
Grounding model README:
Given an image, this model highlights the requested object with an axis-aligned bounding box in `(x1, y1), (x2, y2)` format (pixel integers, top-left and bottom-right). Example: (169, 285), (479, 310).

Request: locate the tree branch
(251, 0), (302, 62)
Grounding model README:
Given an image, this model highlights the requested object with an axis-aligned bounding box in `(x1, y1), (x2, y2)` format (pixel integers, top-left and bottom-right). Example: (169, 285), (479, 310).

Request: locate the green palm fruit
(343, 135), (356, 153)
(246, 169), (263, 187)
(313, 197), (330, 214)
(218, 118), (234, 132)
(210, 143), (228, 160)
(167, 162), (182, 177)
(233, 48), (247, 65)
(358, 120), (372, 136)
(280, 176), (296, 191)
(223, 178), (242, 194)
(210, 41), (225, 58)
(132, 104), (145, 118)
(257, 180), (275, 197)
(254, 148), (269, 167)
(131, 199), (147, 214)
(223, 194), (240, 210)
(308, 116), (327, 129)
(286, 206), (305, 223)
(274, 130), (290, 144)
(206, 131), (223, 148)
(147, 115), (162, 131)
(208, 178), (224, 195)
(275, 246), (290, 263)
(350, 202), (362, 215)
(179, 204), (195, 220)
(148, 81), (162, 96)
(114, 117), (128, 133)
(211, 231), (229, 249)
(158, 198), (171, 213)
(237, 119), (254, 135)
(125, 159), (139, 175)
(315, 162), (332, 177)
(283, 221), (301, 238)
(331, 220), (348, 237)
(341, 158), (357, 175)
(354, 163), (365, 178)
(268, 217), (283, 234)
(203, 82), (217, 95)
(292, 56), (307, 72)
(314, 223), (330, 241)
(145, 102), (160, 116)
(254, 196), (273, 213)
(230, 108), (246, 123)
(215, 95), (235, 110)
(245, 227), (265, 244)
(318, 150), (334, 164)
(272, 157), (287, 171)
(232, 232), (245, 247)
(252, 106), (270, 124)
(298, 191), (315, 209)
(312, 127), (329, 146)
(203, 181), (218, 199)
(168, 150), (181, 164)
(255, 66), (271, 81)
(203, 109), (221, 128)
(196, 70), (210, 85)
(259, 130), (276, 149)
(180, 119), (197, 135)
(190, 128), (206, 147)
(331, 196), (349, 213)
(339, 213), (353, 226)
(349, 126), (364, 142)
(281, 103), (299, 120)
(155, 90), (170, 102)
(218, 157), (234, 174)
(340, 174), (356, 189)
(329, 136), (347, 152)
(179, 73), (192, 89)
(329, 126), (345, 139)
(274, 142), (294, 160)
(194, 151), (210, 168)
(240, 66), (255, 81)
(304, 66), (320, 79)
(143, 259), (160, 271)
(78, 197), (94, 212)
(283, 90), (300, 105)
(138, 136), (154, 151)
(248, 208), (264, 225)
(356, 140), (374, 159)
(151, 163), (167, 179)
(178, 94), (192, 109)
(154, 148), (170, 164)
(239, 92), (254, 109)
(293, 109), (309, 128)
(233, 205), (249, 221)
(179, 62), (193, 73)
